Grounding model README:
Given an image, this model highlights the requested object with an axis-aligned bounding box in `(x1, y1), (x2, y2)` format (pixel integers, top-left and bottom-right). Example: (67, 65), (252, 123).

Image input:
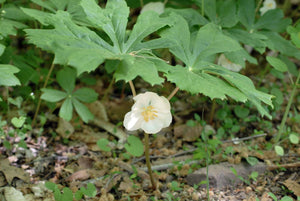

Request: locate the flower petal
(141, 118), (165, 134)
(123, 111), (143, 131)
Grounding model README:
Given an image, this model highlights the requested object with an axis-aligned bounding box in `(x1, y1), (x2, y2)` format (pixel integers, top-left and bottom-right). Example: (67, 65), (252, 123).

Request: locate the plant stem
(275, 70), (300, 143)
(201, 0), (204, 16)
(144, 133), (156, 190)
(167, 87), (179, 101)
(129, 80), (136, 97)
(102, 77), (115, 101)
(203, 131), (210, 201)
(32, 63), (55, 127)
(282, 0), (291, 15)
(208, 99), (216, 124)
(6, 87), (9, 115)
(255, 0), (263, 15)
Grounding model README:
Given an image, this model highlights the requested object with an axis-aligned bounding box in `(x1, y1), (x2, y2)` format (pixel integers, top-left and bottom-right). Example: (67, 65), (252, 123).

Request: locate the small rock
(186, 162), (267, 189)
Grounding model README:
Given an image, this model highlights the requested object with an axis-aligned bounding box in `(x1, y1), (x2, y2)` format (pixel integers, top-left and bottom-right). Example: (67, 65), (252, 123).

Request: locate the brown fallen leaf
(283, 179), (300, 197)
(66, 169), (90, 182)
(0, 158), (30, 184)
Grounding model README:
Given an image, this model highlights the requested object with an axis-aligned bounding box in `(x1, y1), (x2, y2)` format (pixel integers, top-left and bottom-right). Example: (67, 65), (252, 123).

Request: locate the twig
(267, 162), (300, 171)
(133, 133), (268, 164)
(222, 133), (267, 143)
(140, 159), (201, 172)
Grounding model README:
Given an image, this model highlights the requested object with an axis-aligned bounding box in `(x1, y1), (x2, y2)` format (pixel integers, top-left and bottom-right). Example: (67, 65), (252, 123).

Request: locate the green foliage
(230, 167), (250, 185)
(21, 0), (279, 119)
(41, 67), (98, 123)
(266, 56), (288, 72)
(11, 116), (26, 128)
(22, 0), (171, 85)
(45, 181), (97, 201)
(159, 13), (273, 118)
(268, 192), (294, 201)
(234, 106), (250, 119)
(246, 156), (259, 166)
(124, 135), (144, 157)
(97, 138), (112, 152)
(287, 22), (300, 48)
(274, 145), (284, 156)
(170, 181), (182, 191)
(289, 133), (299, 144)
(74, 183), (97, 200)
(0, 65), (21, 86)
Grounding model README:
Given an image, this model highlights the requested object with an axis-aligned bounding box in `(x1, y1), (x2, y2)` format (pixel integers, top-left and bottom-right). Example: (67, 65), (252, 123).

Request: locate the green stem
(255, 0), (263, 15)
(282, 0), (291, 15)
(201, 0), (204, 16)
(101, 77), (115, 101)
(275, 70), (300, 143)
(31, 62), (55, 127)
(144, 133), (156, 190)
(6, 87), (9, 115)
(204, 131), (210, 201)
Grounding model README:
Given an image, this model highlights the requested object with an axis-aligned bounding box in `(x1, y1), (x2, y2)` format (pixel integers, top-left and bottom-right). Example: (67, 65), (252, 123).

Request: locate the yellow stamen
(141, 105), (158, 122)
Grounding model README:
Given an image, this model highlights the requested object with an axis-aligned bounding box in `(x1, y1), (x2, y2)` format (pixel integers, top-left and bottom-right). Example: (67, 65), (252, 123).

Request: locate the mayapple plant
(19, 0), (300, 190)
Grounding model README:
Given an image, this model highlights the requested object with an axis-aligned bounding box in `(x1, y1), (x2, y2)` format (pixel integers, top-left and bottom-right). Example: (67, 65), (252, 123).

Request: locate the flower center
(267, 3), (273, 8)
(141, 105), (158, 122)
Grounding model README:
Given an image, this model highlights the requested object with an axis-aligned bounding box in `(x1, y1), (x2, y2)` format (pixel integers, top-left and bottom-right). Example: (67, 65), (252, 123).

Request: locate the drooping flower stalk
(144, 132), (156, 190)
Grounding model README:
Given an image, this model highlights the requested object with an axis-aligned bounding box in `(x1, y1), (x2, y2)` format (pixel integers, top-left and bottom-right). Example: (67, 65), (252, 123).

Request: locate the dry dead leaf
(55, 118), (74, 138)
(88, 101), (108, 121)
(0, 159), (30, 184)
(283, 179), (300, 197)
(66, 169), (90, 181)
(0, 187), (26, 201)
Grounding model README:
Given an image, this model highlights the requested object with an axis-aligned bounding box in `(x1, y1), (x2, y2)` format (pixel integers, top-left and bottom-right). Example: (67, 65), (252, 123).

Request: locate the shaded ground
(0, 84), (299, 200)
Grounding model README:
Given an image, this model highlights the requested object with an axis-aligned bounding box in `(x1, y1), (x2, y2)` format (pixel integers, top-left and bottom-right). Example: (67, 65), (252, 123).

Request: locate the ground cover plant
(0, 0), (299, 200)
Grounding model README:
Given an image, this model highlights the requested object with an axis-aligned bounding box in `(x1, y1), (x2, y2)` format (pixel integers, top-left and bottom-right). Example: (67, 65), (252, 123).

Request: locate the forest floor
(0, 75), (300, 201)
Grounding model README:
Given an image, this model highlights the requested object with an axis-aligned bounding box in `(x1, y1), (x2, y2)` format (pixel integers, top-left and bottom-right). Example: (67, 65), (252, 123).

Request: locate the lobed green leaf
(41, 89), (67, 102)
(0, 64), (21, 86)
(73, 88), (98, 103)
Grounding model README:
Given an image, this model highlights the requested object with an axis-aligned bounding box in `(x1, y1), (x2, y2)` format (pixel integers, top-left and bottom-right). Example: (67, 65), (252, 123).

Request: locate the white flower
(260, 0), (276, 15)
(217, 54), (243, 72)
(123, 92), (172, 134)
